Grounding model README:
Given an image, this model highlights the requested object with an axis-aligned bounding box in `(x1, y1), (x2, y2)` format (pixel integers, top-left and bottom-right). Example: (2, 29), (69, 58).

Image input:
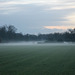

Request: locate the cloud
(64, 13), (75, 23)
(44, 1), (75, 10)
(50, 5), (75, 10)
(0, 0), (75, 14)
(61, 13), (75, 25)
(0, 0), (75, 34)
(44, 25), (75, 30)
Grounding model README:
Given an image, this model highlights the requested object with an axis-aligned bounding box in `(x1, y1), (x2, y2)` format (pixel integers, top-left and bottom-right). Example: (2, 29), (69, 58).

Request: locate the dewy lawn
(0, 43), (75, 75)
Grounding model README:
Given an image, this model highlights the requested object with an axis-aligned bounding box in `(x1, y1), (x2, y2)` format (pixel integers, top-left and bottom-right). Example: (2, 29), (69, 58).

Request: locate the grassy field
(0, 44), (75, 75)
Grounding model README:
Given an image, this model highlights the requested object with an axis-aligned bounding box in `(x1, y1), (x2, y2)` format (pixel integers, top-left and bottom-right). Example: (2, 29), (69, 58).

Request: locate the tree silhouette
(0, 25), (75, 42)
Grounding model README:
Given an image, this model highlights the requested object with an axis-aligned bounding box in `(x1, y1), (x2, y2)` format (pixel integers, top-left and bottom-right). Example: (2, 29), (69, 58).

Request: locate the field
(0, 43), (75, 75)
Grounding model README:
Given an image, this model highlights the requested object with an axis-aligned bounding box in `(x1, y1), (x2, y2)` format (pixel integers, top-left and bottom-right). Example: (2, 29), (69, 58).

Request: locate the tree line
(0, 25), (75, 43)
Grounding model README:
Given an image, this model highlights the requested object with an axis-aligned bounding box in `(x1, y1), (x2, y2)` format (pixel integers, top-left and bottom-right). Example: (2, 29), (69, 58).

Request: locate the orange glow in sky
(44, 26), (75, 30)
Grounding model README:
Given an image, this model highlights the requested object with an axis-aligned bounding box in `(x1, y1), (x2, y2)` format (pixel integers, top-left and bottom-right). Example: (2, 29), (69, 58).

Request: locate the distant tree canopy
(0, 25), (75, 42)
(0, 38), (1, 43)
(0, 25), (18, 42)
(68, 29), (75, 34)
(7, 25), (17, 33)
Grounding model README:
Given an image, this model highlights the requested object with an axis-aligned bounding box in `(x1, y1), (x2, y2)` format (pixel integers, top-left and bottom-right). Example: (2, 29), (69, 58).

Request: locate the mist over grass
(0, 41), (75, 46)
(0, 41), (37, 46)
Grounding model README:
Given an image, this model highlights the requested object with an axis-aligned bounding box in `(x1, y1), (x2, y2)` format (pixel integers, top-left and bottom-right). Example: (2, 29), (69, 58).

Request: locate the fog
(0, 41), (37, 46)
(0, 41), (75, 46)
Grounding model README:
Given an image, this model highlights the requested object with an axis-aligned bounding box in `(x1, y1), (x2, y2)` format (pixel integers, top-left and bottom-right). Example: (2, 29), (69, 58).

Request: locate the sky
(0, 0), (75, 34)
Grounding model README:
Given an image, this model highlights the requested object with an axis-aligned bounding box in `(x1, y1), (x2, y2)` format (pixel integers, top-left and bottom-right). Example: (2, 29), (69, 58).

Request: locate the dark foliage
(0, 25), (75, 42)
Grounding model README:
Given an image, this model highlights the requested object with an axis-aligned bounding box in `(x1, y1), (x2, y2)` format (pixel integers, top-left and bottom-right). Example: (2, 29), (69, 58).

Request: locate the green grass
(0, 45), (75, 75)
